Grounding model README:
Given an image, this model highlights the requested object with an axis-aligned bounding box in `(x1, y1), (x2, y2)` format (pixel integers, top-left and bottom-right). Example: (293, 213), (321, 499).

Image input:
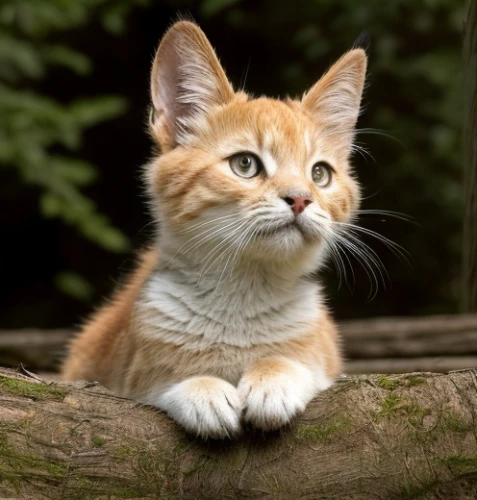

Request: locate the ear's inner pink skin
(61, 20), (368, 439)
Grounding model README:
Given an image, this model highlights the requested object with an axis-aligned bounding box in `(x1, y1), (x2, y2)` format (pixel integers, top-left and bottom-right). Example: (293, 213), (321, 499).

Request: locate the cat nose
(282, 192), (313, 216)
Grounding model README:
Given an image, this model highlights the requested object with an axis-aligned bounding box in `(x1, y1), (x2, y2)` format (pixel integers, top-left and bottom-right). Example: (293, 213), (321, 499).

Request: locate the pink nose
(283, 194), (313, 216)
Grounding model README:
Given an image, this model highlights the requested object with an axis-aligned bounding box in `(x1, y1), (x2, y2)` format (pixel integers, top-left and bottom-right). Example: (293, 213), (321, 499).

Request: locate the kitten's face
(148, 22), (365, 274)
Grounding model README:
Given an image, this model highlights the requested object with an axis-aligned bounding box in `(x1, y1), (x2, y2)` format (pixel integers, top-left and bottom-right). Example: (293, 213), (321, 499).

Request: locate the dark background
(0, 0), (468, 329)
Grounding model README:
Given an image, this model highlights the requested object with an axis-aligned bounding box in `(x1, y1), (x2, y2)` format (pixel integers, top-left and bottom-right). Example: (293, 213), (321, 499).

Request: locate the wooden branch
(1, 367), (477, 499)
(2, 314), (477, 374)
(340, 314), (477, 358)
(346, 356), (477, 374)
(462, 0), (477, 311)
(0, 329), (69, 370)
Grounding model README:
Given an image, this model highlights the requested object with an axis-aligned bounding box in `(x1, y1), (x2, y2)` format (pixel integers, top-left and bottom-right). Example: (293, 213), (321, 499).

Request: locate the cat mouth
(258, 220), (310, 240)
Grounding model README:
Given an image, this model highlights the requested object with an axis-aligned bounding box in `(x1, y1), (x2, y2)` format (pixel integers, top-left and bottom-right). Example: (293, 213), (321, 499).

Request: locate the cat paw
(157, 377), (242, 439)
(238, 360), (317, 431)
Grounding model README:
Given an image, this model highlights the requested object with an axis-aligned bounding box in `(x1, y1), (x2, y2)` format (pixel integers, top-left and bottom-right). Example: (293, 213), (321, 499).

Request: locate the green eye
(312, 161), (333, 187)
(229, 153), (261, 178)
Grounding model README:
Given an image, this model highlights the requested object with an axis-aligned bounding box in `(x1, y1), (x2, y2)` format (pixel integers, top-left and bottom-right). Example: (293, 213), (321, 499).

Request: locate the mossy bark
(1, 367), (477, 499)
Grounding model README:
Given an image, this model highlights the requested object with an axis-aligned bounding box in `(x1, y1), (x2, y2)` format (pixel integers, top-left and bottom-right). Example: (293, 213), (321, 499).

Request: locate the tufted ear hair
(150, 21), (235, 149)
(301, 49), (367, 149)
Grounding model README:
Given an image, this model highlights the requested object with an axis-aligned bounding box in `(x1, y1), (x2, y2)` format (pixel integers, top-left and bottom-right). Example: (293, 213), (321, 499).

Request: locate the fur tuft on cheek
(331, 179), (360, 222)
(147, 148), (250, 230)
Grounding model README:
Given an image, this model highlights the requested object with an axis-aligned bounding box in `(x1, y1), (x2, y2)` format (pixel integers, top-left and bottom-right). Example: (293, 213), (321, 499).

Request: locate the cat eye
(312, 161), (333, 187)
(229, 153), (262, 179)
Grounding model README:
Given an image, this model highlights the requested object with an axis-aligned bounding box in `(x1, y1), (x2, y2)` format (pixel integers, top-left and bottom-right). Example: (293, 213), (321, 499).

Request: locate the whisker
(180, 213), (239, 234)
(355, 127), (404, 148)
(334, 232), (386, 300)
(350, 142), (376, 164)
(197, 219), (252, 283)
(217, 222), (260, 288)
(343, 231), (389, 283)
(226, 222), (262, 280)
(166, 218), (244, 267)
(354, 209), (415, 224)
(337, 222), (412, 265)
(326, 239), (350, 291)
(181, 219), (243, 255)
(334, 240), (356, 292)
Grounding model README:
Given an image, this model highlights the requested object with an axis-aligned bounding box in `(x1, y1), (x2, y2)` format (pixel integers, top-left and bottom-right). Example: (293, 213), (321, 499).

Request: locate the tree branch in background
(462, 0), (477, 312)
(2, 314), (477, 374)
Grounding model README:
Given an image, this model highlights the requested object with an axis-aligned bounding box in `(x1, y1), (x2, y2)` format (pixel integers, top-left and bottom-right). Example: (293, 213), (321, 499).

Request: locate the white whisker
(337, 222), (411, 265)
(180, 212), (240, 234)
(197, 219), (252, 283)
(354, 209), (415, 224)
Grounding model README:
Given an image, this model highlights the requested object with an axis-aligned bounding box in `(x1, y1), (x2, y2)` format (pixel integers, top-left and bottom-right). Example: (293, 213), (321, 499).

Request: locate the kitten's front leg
(238, 357), (332, 431)
(151, 376), (242, 439)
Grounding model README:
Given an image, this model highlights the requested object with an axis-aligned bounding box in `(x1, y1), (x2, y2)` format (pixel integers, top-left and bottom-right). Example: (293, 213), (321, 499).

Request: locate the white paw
(156, 377), (242, 439)
(238, 362), (323, 431)
(238, 375), (307, 431)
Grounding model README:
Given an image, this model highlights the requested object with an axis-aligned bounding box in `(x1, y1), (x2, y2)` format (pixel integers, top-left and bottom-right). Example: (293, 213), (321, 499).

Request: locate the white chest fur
(136, 263), (322, 348)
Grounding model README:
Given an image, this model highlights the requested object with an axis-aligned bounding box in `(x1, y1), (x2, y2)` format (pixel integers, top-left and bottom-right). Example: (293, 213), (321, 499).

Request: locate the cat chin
(242, 233), (325, 269)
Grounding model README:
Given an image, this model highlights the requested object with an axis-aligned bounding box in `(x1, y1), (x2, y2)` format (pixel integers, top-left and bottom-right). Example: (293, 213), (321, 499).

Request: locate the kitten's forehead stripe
(261, 149), (278, 177)
(304, 130), (312, 160)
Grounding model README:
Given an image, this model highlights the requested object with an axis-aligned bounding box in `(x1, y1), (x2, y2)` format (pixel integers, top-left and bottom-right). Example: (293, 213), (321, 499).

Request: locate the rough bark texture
(1, 367), (477, 499)
(463, 0), (477, 312)
(3, 314), (477, 375)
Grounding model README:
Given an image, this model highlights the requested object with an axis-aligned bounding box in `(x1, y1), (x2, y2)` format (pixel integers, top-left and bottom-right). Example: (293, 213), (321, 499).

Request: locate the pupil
(315, 166), (322, 178)
(241, 156), (250, 167)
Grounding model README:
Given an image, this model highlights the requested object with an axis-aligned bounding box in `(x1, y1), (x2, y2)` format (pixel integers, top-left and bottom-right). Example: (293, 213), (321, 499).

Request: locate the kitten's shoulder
(61, 247), (159, 382)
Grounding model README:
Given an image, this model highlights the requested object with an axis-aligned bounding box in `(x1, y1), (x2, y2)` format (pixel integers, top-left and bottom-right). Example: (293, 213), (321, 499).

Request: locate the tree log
(1, 367), (477, 499)
(2, 314), (477, 374)
(0, 329), (69, 371)
(345, 355), (477, 374)
(462, 0), (477, 312)
(340, 314), (477, 358)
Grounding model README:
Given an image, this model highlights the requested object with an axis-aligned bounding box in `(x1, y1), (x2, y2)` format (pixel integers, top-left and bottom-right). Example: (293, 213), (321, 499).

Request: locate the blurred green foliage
(0, 0), (149, 298)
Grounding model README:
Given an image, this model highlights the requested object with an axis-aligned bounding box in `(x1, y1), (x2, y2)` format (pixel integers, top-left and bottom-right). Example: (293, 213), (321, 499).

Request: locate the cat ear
(302, 49), (367, 148)
(150, 21), (235, 148)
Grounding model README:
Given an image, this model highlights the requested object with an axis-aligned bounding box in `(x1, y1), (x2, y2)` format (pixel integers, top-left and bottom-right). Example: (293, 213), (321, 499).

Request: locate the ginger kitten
(61, 21), (366, 439)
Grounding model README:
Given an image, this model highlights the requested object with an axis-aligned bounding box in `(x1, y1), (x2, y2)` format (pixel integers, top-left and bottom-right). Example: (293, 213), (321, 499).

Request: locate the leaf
(81, 216), (130, 253)
(55, 271), (94, 302)
(42, 45), (92, 75)
(0, 35), (45, 81)
(51, 157), (98, 187)
(70, 96), (128, 127)
(40, 193), (62, 217)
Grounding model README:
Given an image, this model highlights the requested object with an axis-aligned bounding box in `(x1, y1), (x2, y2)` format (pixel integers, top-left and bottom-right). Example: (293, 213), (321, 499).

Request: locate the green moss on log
(91, 436), (106, 447)
(377, 376), (399, 390)
(442, 454), (477, 475)
(442, 410), (474, 433)
(377, 393), (403, 418)
(296, 414), (353, 442)
(397, 478), (439, 500)
(114, 444), (137, 459)
(0, 376), (67, 401)
(406, 376), (426, 387)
